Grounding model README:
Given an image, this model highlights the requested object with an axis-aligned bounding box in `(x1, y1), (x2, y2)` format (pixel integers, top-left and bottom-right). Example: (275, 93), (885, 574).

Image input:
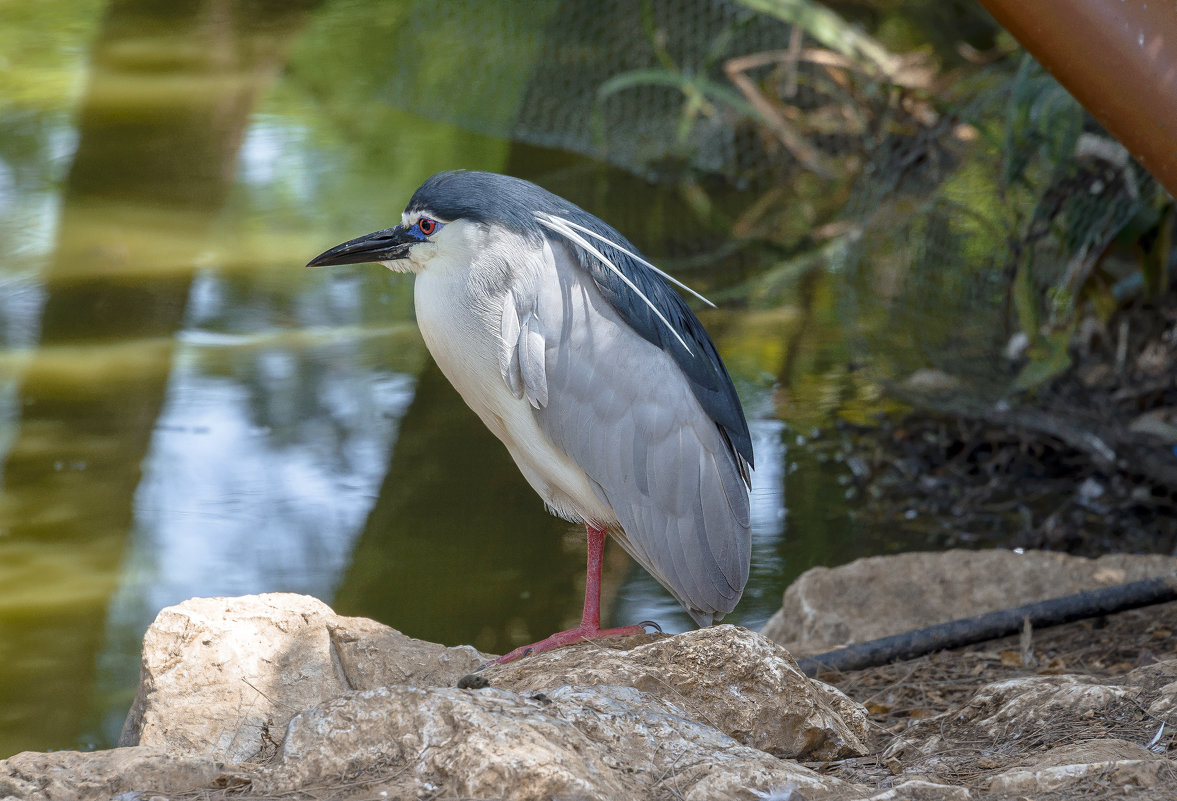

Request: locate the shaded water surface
(0, 0), (912, 756)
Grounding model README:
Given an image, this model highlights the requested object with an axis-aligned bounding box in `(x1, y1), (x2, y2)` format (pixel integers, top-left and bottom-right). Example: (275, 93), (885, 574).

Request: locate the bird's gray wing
(533, 208), (753, 476)
(508, 242), (751, 625)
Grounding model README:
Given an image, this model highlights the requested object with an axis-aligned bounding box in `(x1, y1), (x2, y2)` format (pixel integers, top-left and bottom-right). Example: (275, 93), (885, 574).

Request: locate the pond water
(0, 0), (924, 757)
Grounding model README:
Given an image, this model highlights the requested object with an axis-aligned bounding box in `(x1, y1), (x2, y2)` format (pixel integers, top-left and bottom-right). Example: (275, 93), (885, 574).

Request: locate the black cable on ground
(796, 574), (1177, 677)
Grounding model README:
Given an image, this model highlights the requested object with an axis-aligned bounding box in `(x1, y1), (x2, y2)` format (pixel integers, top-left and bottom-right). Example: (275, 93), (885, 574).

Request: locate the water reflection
(0, 0), (868, 760)
(86, 275), (419, 743)
(127, 342), (413, 607)
(0, 0), (320, 757)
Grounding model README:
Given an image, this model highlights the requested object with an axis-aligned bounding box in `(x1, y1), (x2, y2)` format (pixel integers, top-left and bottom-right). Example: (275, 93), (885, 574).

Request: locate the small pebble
(457, 673), (490, 690)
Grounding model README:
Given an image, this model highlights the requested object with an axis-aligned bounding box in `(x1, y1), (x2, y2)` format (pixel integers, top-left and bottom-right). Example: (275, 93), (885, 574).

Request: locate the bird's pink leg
(490, 525), (650, 664)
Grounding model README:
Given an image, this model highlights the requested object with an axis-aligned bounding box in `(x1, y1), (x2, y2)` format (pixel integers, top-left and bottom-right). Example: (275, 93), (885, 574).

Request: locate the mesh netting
(380, 0), (862, 181)
(379, 0), (1166, 404)
(835, 56), (1166, 403)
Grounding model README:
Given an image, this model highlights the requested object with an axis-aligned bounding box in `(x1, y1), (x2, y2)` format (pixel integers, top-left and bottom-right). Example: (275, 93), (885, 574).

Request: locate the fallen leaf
(1038, 657), (1067, 674)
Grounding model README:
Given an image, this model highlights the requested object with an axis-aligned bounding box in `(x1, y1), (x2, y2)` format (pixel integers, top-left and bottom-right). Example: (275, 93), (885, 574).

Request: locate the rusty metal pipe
(977, 0), (1177, 197)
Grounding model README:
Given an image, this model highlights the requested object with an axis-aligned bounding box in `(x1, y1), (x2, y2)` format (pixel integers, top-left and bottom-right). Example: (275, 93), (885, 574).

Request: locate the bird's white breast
(410, 226), (616, 527)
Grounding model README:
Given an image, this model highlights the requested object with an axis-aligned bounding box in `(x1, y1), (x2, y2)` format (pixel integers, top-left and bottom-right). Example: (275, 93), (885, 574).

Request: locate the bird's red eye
(418, 218), (437, 235)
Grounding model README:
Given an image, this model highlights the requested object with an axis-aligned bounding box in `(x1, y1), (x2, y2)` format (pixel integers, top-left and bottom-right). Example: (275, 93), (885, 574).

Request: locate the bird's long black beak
(306, 225), (416, 268)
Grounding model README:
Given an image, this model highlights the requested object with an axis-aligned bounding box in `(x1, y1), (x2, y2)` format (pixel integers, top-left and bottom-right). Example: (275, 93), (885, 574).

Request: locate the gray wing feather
(527, 243), (751, 624)
(499, 289), (524, 400)
(519, 313), (548, 409)
(500, 290), (549, 409)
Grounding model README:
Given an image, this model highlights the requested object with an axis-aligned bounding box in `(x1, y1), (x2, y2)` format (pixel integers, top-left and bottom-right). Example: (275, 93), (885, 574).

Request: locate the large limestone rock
(262, 683), (856, 800)
(485, 623), (870, 760)
(0, 747), (229, 801)
(83, 594), (870, 801)
(119, 593), (490, 762)
(761, 550), (1177, 653)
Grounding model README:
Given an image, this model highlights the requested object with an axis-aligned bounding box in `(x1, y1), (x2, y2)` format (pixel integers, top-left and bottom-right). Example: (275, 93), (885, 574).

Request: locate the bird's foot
(487, 621), (659, 666)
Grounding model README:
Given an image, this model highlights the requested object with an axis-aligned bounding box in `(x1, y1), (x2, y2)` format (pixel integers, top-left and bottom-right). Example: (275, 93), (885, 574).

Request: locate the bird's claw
(638, 619), (663, 634)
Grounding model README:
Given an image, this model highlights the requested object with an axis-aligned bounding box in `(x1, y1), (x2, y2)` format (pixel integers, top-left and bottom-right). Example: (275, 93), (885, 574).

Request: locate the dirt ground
(830, 283), (1177, 560)
(808, 598), (1177, 798)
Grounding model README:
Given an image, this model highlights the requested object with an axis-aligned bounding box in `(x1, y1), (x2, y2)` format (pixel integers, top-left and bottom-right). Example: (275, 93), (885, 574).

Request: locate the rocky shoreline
(2, 550), (1175, 800)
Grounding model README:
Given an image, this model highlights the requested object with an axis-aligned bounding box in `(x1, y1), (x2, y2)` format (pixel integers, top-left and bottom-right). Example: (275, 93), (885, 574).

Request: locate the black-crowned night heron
(308, 171), (752, 663)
